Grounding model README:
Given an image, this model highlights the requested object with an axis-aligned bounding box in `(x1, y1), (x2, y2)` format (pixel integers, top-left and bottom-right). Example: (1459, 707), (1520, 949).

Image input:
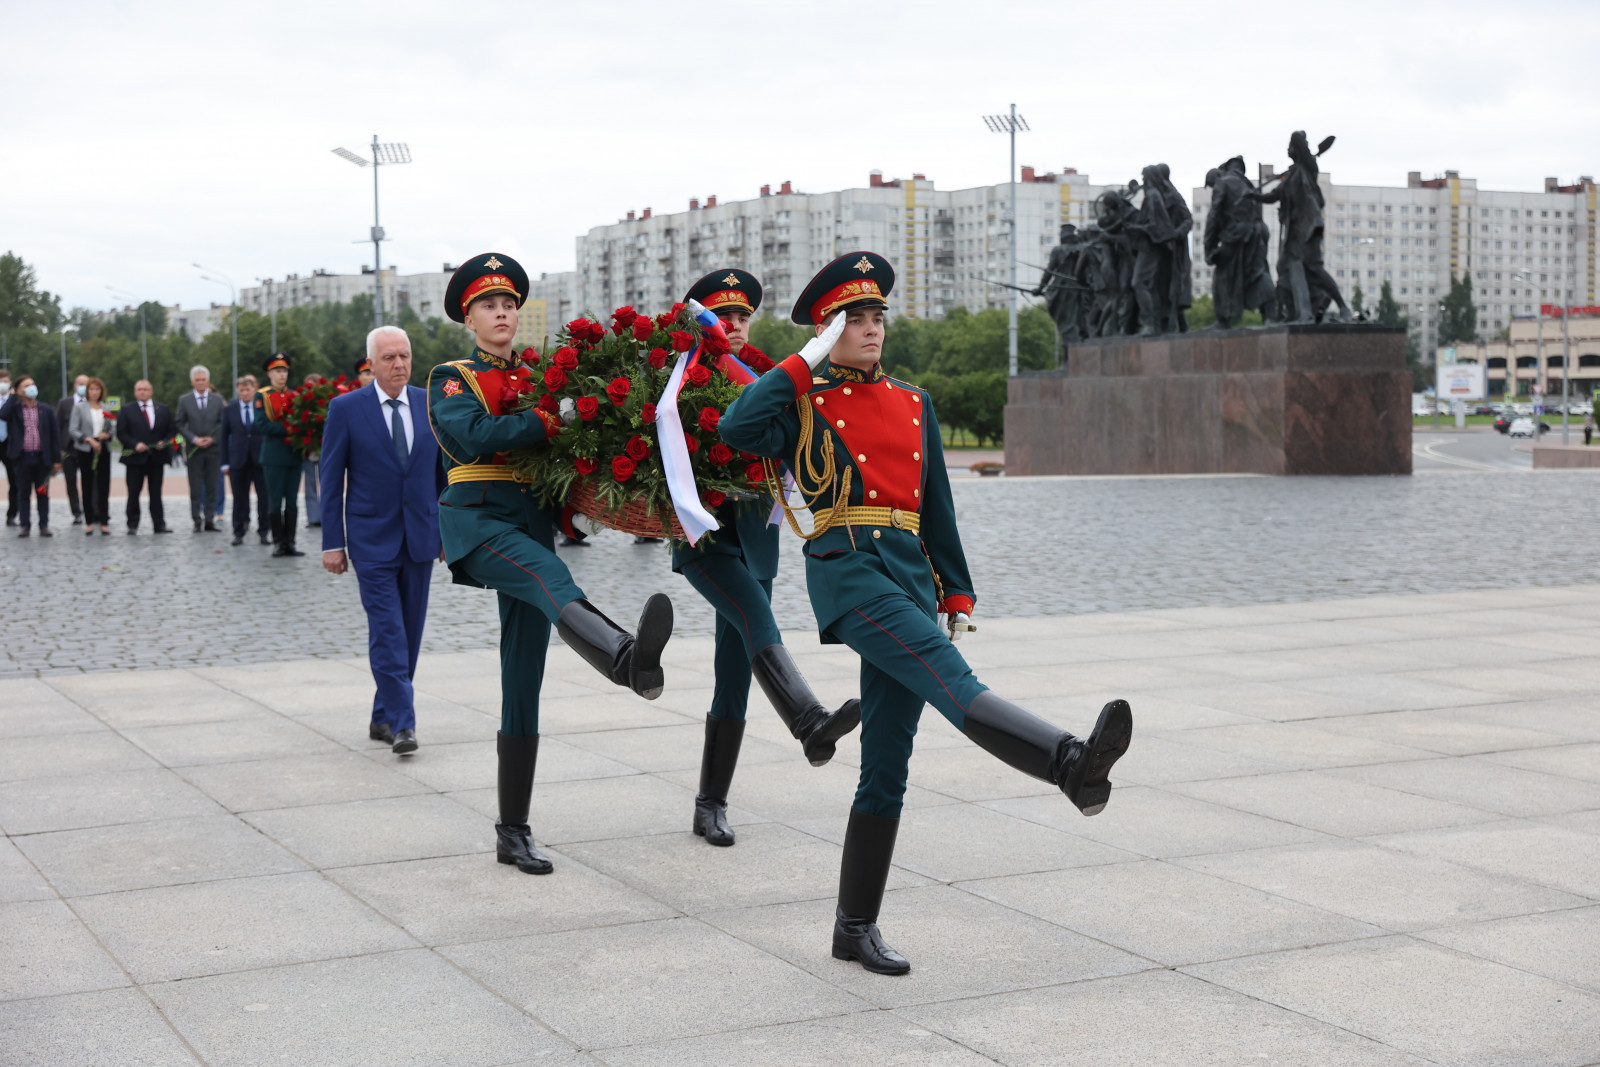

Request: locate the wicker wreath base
(568, 480), (684, 540)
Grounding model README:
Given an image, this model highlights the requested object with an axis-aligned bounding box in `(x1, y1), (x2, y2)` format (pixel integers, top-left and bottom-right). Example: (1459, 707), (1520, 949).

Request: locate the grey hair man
(175, 364), (226, 532)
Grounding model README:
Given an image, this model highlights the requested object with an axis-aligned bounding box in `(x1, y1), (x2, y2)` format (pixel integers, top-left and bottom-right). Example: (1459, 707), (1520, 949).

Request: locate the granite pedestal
(1004, 325), (1411, 476)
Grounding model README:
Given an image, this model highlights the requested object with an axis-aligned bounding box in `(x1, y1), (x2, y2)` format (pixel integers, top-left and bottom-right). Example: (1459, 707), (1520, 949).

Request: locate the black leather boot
(831, 808), (909, 975)
(277, 505), (306, 557)
(495, 732), (552, 875)
(267, 511), (283, 550)
(692, 715), (745, 846)
(556, 595), (673, 699)
(964, 692), (1132, 816)
(751, 644), (861, 767)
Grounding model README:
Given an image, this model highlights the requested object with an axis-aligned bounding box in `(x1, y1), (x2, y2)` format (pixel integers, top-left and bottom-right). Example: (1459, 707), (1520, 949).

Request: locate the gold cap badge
(723, 273), (741, 286)
(484, 256), (503, 269)
(853, 257), (874, 273)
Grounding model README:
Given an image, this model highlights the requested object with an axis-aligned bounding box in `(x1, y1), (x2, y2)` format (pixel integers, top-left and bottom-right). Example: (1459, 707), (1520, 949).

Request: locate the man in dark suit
(321, 326), (446, 755)
(55, 374), (88, 525)
(218, 374), (270, 546)
(117, 379), (175, 534)
(175, 365), (225, 533)
(0, 375), (62, 537)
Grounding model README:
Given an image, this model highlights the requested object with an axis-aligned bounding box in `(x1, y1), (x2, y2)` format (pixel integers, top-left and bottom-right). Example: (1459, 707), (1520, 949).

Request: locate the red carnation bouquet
(280, 376), (353, 456)
(506, 304), (764, 539)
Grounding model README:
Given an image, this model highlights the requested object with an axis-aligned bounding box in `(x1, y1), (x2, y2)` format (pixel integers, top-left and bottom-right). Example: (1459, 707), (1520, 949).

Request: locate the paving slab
(325, 851), (676, 945)
(46, 671), (268, 729)
(964, 858), (1382, 966)
(0, 987), (199, 1066)
(1172, 769), (1496, 837)
(0, 767), (221, 836)
(1312, 707), (1574, 756)
(0, 836), (53, 903)
(705, 885), (1147, 1010)
(1418, 905), (1600, 995)
(1371, 818), (1600, 899)
(0, 731), (156, 783)
(594, 1009), (998, 1067)
(1329, 757), (1600, 818)
(1178, 839), (1588, 932)
(387, 737), (635, 793)
(899, 968), (1431, 1066)
(1188, 935), (1600, 1067)
(15, 813), (307, 897)
(243, 793), (492, 869)
(146, 948), (573, 1066)
(180, 749), (432, 812)
(120, 715), (343, 767)
(74, 871), (416, 982)
(561, 720), (795, 773)
(441, 917), (866, 1048)
(0, 678), (105, 738)
(0, 898), (128, 1001)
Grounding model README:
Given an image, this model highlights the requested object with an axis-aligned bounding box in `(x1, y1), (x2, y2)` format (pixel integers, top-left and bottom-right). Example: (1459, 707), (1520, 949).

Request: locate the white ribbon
(654, 349), (720, 545)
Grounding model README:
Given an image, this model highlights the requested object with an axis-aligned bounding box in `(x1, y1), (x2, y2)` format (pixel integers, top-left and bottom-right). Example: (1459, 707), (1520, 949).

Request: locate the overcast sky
(6, 0), (1596, 314)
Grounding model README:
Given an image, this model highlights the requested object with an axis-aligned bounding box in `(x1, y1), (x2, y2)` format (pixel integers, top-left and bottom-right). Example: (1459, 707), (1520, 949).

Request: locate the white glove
(558, 397), (578, 425)
(798, 312), (849, 371)
(947, 611), (976, 641)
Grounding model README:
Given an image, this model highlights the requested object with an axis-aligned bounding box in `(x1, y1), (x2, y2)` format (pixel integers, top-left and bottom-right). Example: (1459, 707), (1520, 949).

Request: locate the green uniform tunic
(253, 385), (302, 511)
(427, 347), (585, 736)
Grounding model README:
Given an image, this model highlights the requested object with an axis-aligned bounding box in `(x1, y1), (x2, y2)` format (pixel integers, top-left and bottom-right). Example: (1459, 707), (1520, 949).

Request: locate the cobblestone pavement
(3, 587), (1599, 1064)
(3, 467), (1599, 677)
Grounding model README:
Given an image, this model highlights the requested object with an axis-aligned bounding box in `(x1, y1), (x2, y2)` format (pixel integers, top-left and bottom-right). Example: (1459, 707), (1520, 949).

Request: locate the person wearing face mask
(720, 252), (1134, 976)
(0, 375), (63, 537)
(0, 372), (17, 526)
(427, 253), (676, 876)
(55, 374), (89, 525)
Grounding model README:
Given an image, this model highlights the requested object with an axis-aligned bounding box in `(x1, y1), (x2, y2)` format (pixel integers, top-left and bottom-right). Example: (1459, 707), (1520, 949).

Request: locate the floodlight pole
(371, 134), (384, 330)
(983, 106), (1027, 377)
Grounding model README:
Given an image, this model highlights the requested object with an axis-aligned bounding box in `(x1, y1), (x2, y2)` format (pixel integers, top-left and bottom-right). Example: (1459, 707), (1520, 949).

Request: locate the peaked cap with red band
(353, 356), (372, 375)
(445, 252), (530, 324)
(790, 251), (894, 325)
(684, 268), (762, 316)
(263, 352), (291, 372)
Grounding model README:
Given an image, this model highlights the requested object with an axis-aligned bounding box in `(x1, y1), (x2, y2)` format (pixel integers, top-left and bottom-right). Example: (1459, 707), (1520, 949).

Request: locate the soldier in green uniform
(428, 253), (675, 876)
(720, 252), (1134, 975)
(674, 269), (862, 848)
(252, 352), (305, 557)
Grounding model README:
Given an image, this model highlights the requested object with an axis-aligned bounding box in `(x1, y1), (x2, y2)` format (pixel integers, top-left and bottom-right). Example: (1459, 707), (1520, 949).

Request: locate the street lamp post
(106, 286), (150, 380)
(333, 136), (412, 330)
(194, 265), (238, 385)
(256, 277), (278, 352)
(983, 107), (1028, 378)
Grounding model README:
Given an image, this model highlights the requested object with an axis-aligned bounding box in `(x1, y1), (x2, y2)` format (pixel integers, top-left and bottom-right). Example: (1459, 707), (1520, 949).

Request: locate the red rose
(640, 403), (656, 423)
(575, 456), (598, 475)
(655, 303), (685, 329)
(746, 351), (775, 373)
(538, 393), (559, 413)
(612, 455), (637, 482)
(499, 386), (520, 409)
(684, 433), (700, 453)
(606, 377), (631, 405)
(708, 442), (733, 466)
(685, 364), (711, 388)
(647, 347), (669, 369)
(697, 407), (720, 433)
(703, 328), (731, 357)
(632, 318), (654, 342)
(625, 434), (649, 460)
(553, 347), (579, 370)
(670, 330), (694, 353)
(543, 366), (568, 390)
(610, 306), (638, 334)
(702, 489), (726, 508)
(576, 396), (600, 421)
(521, 347), (541, 364)
(745, 461), (766, 484)
(739, 451), (756, 462)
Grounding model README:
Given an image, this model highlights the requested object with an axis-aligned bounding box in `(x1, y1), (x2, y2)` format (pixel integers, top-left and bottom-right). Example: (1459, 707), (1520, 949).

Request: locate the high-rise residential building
(1190, 170), (1598, 354)
(240, 266), (472, 325)
(569, 169), (1118, 323)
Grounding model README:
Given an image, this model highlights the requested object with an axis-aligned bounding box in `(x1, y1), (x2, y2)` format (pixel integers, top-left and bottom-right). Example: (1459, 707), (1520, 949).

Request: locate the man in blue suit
(321, 326), (446, 755)
(218, 374), (270, 546)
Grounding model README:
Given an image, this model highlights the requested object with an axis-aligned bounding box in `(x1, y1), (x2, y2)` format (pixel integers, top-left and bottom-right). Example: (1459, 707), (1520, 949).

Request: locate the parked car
(1508, 418), (1553, 438)
(1471, 403), (1496, 416)
(1512, 403), (1534, 416)
(1494, 415), (1514, 434)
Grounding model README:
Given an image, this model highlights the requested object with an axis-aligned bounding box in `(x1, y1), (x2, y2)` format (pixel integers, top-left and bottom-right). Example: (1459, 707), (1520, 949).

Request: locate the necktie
(388, 398), (408, 465)
(144, 403), (153, 428)
(243, 402), (252, 427)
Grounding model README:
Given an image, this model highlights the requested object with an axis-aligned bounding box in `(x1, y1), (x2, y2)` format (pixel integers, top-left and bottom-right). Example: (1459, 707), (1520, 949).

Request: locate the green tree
(1376, 280), (1429, 391)
(747, 315), (812, 362)
(1186, 294), (1216, 329)
(1350, 284), (1365, 318)
(1439, 272), (1478, 345)
(927, 305), (1053, 377)
(0, 251), (60, 331)
(957, 371), (1007, 446)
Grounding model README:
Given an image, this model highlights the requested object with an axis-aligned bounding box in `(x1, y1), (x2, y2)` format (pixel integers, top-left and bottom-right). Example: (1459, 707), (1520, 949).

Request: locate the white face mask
(76, 384), (87, 397)
(23, 385), (39, 399)
(0, 382), (9, 395)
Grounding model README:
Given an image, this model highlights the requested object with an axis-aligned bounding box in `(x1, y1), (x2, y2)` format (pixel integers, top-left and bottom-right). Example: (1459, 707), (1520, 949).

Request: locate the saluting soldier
(428, 253), (675, 876)
(252, 352), (305, 557)
(674, 269), (862, 848)
(720, 252), (1134, 975)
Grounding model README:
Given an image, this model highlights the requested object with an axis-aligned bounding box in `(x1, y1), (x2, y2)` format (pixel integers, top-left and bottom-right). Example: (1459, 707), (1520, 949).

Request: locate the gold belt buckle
(889, 508), (907, 530)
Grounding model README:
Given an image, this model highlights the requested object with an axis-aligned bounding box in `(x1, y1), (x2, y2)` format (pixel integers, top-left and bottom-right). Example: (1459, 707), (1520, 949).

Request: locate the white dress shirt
(377, 384), (414, 452)
(140, 400), (155, 427)
(193, 389), (212, 409)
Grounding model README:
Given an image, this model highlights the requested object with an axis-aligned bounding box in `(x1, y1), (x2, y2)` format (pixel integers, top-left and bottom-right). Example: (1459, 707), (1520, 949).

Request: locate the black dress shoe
(71, 515), (83, 525)
(368, 722), (394, 744)
(204, 521), (220, 532)
(833, 909), (910, 975)
(38, 527), (51, 538)
(496, 823), (553, 874)
(153, 525), (173, 534)
(259, 530), (272, 545)
(231, 533), (244, 546)
(17, 527), (29, 538)
(126, 528), (138, 535)
(193, 520), (203, 532)
(391, 728), (417, 755)
(558, 534), (590, 547)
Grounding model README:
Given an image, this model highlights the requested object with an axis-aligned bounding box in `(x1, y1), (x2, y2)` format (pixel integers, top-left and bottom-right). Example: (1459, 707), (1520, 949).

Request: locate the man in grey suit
(175, 365), (225, 533)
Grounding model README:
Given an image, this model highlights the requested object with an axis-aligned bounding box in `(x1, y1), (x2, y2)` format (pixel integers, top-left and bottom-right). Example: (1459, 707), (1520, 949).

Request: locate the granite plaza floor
(4, 584), (1600, 1065)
